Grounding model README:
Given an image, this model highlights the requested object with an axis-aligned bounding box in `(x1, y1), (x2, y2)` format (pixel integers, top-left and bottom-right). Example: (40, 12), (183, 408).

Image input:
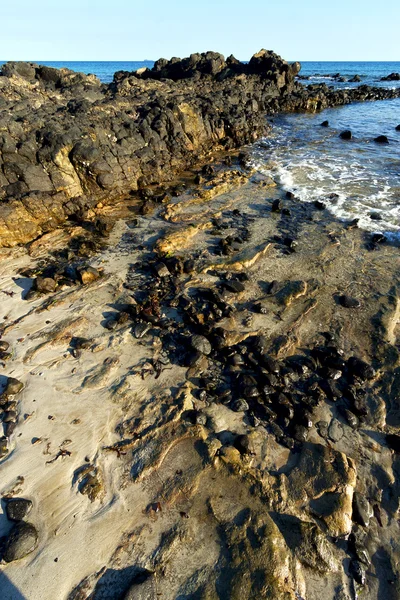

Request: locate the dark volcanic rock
(339, 130), (352, 140)
(3, 522), (38, 562)
(374, 135), (389, 144)
(381, 73), (400, 81)
(0, 51), (399, 247)
(5, 498), (33, 521)
(190, 335), (212, 355)
(3, 377), (24, 396)
(339, 295), (361, 308)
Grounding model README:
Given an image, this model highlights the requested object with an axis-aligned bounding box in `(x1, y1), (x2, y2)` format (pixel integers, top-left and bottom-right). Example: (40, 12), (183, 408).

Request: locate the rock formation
(0, 50), (399, 247)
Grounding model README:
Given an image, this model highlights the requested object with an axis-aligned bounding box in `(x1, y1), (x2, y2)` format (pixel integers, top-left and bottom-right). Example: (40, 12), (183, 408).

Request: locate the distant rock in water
(396, 124), (400, 131)
(374, 135), (389, 143)
(340, 130), (352, 140)
(349, 75), (361, 82)
(320, 120), (329, 127)
(381, 72), (400, 81)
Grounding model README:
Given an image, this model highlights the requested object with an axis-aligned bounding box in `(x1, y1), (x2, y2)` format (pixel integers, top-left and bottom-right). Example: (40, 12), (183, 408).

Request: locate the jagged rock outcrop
(0, 50), (399, 247)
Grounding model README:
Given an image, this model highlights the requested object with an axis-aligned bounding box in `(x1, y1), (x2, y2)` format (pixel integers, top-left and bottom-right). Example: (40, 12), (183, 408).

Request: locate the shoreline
(1, 50), (400, 247)
(0, 151), (399, 598)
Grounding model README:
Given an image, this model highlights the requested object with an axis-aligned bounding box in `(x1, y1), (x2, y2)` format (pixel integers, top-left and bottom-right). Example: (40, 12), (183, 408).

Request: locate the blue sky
(0, 0), (399, 61)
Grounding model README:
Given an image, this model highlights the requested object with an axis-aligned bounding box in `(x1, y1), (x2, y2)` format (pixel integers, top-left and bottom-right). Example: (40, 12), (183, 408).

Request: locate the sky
(0, 0), (399, 62)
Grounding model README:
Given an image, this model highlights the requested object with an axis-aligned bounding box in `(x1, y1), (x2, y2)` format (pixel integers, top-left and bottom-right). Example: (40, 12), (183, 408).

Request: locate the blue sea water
(248, 61), (400, 237)
(0, 59), (399, 234)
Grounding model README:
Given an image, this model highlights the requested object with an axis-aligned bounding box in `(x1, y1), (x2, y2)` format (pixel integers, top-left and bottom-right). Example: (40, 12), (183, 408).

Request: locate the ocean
(1, 59), (399, 236)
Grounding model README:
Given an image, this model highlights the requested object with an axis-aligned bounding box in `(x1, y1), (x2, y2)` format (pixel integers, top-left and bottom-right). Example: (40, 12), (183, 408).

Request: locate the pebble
(191, 335), (212, 355)
(328, 418), (344, 442)
(78, 266), (101, 285)
(154, 262), (170, 278)
(36, 276), (57, 293)
(134, 323), (151, 339)
(3, 522), (38, 562)
(0, 341), (10, 351)
(316, 421), (329, 439)
(231, 398), (249, 412)
(271, 199), (282, 212)
(5, 421), (16, 437)
(5, 498), (33, 522)
(374, 135), (389, 144)
(221, 280), (245, 293)
(339, 295), (361, 308)
(347, 356), (375, 380)
(0, 435), (9, 458)
(3, 410), (17, 423)
(3, 378), (24, 396)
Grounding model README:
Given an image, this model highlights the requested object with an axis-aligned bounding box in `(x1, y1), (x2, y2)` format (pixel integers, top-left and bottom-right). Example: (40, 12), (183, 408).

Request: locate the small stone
(283, 237), (298, 251)
(3, 522), (38, 562)
(347, 356), (375, 380)
(231, 398), (249, 412)
(321, 120), (329, 127)
(293, 424), (309, 443)
(78, 266), (101, 285)
(253, 302), (267, 314)
(153, 262), (170, 278)
(371, 233), (386, 244)
(0, 341), (10, 352)
(314, 200), (326, 210)
(346, 218), (359, 230)
(3, 410), (17, 423)
(339, 295), (361, 308)
(352, 492), (373, 527)
(36, 277), (57, 293)
(328, 418), (344, 442)
(5, 421), (17, 437)
(340, 130), (352, 140)
(194, 411), (207, 426)
(266, 280), (280, 295)
(396, 125), (400, 131)
(5, 498), (33, 522)
(134, 323), (151, 339)
(221, 280), (245, 293)
(271, 199), (282, 212)
(369, 212), (382, 221)
(104, 319), (117, 331)
(0, 435), (9, 458)
(190, 335), (212, 356)
(3, 378), (24, 397)
(316, 421), (329, 439)
(374, 135), (389, 144)
(343, 409), (359, 429)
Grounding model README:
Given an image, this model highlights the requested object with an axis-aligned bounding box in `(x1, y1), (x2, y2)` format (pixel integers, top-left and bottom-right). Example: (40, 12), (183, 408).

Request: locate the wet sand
(0, 156), (400, 600)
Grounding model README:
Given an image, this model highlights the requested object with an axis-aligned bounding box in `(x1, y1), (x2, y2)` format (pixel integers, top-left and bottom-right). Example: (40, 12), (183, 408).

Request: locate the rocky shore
(0, 50), (400, 600)
(1, 50), (400, 247)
